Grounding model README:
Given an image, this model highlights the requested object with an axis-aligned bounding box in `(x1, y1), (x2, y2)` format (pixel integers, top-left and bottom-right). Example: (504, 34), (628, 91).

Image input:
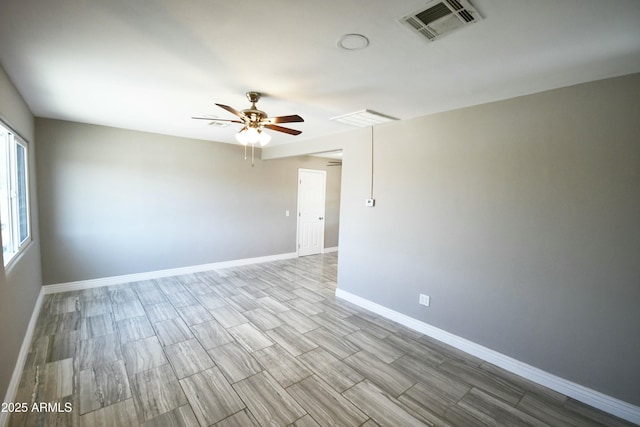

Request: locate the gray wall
(337, 73), (640, 406)
(325, 163), (341, 248)
(0, 65), (43, 400)
(36, 119), (340, 284)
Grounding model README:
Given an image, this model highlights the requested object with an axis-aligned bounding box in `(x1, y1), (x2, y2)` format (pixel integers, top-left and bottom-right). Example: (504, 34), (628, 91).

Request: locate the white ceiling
(1, 0), (639, 146)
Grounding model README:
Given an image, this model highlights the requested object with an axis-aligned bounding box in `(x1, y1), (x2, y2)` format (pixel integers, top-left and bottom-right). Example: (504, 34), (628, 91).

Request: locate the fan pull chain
(243, 143), (255, 167)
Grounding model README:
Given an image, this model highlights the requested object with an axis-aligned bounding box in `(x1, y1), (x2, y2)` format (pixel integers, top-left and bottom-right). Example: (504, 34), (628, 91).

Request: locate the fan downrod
(243, 91), (266, 120)
(246, 91), (262, 105)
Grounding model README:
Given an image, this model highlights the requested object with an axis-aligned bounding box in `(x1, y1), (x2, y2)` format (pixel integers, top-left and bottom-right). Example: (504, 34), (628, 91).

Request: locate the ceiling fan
(192, 91), (304, 147)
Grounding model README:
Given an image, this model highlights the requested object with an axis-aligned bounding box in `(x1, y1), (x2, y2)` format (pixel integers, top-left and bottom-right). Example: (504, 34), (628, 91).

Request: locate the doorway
(297, 168), (326, 256)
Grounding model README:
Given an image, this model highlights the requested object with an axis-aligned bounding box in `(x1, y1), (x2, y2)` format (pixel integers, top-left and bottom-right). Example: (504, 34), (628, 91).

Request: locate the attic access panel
(401, 0), (483, 41)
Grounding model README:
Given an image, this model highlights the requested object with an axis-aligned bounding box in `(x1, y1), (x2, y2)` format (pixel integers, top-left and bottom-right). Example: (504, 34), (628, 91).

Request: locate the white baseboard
(44, 252), (298, 294)
(323, 246), (339, 253)
(335, 288), (640, 425)
(2, 252), (299, 427)
(1, 287), (45, 427)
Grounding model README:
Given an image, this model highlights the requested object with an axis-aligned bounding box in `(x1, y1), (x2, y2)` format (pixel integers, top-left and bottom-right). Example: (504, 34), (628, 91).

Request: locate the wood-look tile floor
(10, 253), (635, 426)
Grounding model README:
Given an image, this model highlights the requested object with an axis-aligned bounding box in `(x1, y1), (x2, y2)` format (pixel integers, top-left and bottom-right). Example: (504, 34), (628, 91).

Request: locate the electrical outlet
(365, 198), (375, 207)
(419, 294), (430, 307)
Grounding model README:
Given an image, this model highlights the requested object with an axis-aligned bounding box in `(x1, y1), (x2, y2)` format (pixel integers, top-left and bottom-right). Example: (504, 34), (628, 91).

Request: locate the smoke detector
(401, 0), (483, 42)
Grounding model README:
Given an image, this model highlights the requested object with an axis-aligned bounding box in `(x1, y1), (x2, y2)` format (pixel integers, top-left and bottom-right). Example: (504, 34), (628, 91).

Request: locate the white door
(297, 168), (326, 256)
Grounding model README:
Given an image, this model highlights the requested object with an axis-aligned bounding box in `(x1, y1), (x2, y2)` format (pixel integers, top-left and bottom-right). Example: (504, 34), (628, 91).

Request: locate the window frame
(0, 120), (31, 267)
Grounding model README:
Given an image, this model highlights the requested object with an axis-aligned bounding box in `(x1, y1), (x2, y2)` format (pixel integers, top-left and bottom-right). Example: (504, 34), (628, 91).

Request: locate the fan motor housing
(241, 109), (267, 122)
(244, 92), (267, 122)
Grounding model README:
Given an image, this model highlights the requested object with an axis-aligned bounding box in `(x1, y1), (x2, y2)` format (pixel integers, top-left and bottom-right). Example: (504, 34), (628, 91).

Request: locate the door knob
(319, 217), (324, 220)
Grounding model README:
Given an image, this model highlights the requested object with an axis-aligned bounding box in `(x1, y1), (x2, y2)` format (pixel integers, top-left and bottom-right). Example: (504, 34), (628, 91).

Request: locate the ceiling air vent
(401, 0), (483, 42)
(330, 109), (398, 127)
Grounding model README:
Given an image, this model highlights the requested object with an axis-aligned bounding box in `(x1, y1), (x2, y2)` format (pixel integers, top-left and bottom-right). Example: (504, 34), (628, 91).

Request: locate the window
(0, 122), (30, 266)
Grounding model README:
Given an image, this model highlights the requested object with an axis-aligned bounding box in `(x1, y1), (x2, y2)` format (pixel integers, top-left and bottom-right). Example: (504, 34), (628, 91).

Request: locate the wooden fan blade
(263, 124), (302, 136)
(215, 103), (245, 119)
(268, 114), (304, 124)
(191, 117), (243, 123)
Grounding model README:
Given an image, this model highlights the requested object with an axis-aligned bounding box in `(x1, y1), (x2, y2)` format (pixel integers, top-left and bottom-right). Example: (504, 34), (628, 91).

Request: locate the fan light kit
(193, 91), (303, 166)
(235, 126), (271, 146)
